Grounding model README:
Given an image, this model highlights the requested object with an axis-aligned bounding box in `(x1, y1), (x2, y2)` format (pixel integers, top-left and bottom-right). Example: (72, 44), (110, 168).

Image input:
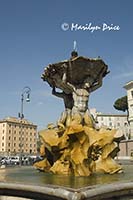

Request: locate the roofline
(97, 114), (127, 117)
(123, 80), (133, 89)
(0, 118), (37, 127)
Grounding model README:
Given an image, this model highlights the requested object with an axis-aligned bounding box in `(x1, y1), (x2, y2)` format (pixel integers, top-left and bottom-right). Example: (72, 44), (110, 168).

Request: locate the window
(2, 136), (4, 140)
(8, 143), (10, 147)
(3, 130), (5, 133)
(109, 122), (112, 127)
(9, 130), (11, 134)
(117, 123), (120, 126)
(131, 90), (133, 97)
(124, 122), (128, 126)
(14, 143), (16, 147)
(9, 136), (11, 140)
(130, 105), (133, 115)
(14, 137), (16, 140)
(2, 143), (4, 147)
(109, 117), (111, 121)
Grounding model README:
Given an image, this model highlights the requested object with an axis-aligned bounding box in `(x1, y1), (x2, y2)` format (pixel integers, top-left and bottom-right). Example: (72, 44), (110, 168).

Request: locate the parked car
(10, 156), (20, 165)
(0, 156), (20, 165)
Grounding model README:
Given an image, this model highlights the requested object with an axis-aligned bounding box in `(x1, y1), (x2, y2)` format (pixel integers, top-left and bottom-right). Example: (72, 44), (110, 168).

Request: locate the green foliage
(113, 96), (128, 112)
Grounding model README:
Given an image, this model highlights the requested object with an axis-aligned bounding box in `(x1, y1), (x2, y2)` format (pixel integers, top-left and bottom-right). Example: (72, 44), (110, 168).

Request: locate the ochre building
(0, 117), (37, 156)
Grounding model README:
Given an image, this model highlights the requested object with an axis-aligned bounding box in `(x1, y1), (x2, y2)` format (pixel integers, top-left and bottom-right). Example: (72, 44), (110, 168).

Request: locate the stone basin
(0, 163), (133, 199)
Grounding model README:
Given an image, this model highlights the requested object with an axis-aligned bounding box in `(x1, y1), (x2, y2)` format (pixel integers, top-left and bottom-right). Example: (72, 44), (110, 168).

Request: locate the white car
(10, 156), (20, 165)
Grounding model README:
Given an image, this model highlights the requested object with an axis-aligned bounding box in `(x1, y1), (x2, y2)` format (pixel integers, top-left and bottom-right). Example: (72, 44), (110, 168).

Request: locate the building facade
(90, 108), (132, 139)
(0, 117), (37, 156)
(96, 114), (127, 128)
(97, 114), (132, 139)
(118, 139), (133, 158)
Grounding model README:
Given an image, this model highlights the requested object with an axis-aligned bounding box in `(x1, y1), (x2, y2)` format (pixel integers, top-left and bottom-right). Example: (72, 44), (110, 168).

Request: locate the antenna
(70, 40), (78, 59)
(73, 40), (77, 51)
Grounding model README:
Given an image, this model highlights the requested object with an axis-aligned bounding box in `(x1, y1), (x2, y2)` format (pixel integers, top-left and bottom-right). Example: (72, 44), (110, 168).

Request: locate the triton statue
(34, 47), (124, 176)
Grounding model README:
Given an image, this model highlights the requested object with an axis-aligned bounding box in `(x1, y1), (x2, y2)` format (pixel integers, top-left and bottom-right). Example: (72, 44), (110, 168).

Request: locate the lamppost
(18, 86), (31, 166)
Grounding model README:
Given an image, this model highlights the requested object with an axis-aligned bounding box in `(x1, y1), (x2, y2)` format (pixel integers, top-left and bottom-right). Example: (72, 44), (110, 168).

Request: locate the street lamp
(18, 86), (31, 166)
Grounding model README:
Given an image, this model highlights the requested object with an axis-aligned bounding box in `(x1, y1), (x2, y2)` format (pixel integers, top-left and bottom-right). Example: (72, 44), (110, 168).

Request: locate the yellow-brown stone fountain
(34, 50), (124, 176)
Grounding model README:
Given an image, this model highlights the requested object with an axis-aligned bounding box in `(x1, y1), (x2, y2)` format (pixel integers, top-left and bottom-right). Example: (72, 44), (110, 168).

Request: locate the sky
(0, 0), (133, 130)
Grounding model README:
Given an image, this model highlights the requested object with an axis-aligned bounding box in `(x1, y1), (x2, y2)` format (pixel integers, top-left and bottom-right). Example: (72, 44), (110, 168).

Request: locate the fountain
(34, 49), (124, 176)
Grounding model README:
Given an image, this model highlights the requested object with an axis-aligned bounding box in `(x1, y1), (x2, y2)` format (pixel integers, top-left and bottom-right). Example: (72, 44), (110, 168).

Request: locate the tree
(113, 95), (129, 123)
(113, 96), (128, 112)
